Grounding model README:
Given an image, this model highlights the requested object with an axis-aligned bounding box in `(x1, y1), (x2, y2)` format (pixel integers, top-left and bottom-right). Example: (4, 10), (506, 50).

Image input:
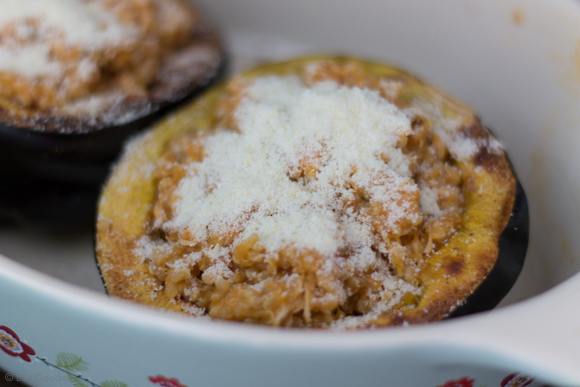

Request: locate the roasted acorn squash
(0, 0), (226, 229)
(96, 57), (527, 328)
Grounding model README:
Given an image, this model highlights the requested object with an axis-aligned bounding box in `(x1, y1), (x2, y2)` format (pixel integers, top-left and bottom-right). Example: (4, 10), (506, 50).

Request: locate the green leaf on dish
(56, 352), (90, 372)
(101, 381), (130, 387)
(67, 374), (89, 387)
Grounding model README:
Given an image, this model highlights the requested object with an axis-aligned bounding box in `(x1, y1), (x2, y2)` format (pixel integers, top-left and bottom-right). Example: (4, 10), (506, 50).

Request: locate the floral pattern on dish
(438, 377), (476, 387)
(501, 373), (535, 387)
(1, 322), (540, 387)
(0, 325), (35, 362)
(149, 375), (189, 387)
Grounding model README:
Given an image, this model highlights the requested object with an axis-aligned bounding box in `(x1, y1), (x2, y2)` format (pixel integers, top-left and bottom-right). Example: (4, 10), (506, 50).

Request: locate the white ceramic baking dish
(2, 0), (580, 386)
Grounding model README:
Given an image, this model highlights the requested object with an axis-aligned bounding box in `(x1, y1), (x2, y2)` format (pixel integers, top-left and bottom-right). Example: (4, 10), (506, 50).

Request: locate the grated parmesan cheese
(0, 44), (63, 78)
(0, 0), (138, 81)
(419, 186), (443, 217)
(405, 102), (504, 162)
(0, 0), (138, 52)
(168, 76), (415, 263)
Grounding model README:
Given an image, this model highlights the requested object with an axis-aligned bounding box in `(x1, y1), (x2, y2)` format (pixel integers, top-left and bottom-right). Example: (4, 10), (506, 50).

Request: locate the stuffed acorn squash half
(96, 57), (528, 328)
(0, 0), (226, 229)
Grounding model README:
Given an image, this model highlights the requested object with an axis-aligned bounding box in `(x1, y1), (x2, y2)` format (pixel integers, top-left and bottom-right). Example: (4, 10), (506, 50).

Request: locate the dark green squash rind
(447, 180), (529, 318)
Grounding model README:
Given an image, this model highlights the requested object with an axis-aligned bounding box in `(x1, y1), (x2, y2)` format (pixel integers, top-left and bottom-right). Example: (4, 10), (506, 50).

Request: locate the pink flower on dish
(0, 325), (35, 363)
(149, 375), (189, 387)
(501, 373), (535, 387)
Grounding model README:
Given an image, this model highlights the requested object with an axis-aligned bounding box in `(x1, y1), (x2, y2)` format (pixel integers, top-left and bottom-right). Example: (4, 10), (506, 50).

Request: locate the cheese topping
(0, 0), (138, 53)
(0, 44), (63, 78)
(170, 76), (417, 258)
